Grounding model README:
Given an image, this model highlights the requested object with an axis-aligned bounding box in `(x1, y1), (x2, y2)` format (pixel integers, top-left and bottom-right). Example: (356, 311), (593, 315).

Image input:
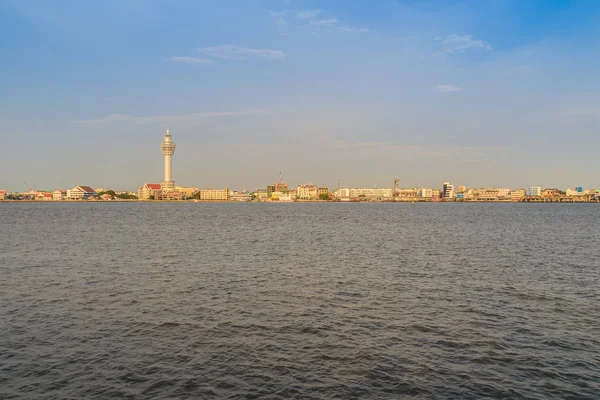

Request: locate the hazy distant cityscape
(1, 129), (598, 203)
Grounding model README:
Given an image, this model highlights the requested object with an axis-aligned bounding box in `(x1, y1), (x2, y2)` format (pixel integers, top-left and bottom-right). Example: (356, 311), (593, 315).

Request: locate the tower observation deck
(161, 129), (176, 190)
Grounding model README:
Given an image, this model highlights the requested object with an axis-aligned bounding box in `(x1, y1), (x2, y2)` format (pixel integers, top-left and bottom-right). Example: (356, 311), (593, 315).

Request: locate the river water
(1, 203), (599, 399)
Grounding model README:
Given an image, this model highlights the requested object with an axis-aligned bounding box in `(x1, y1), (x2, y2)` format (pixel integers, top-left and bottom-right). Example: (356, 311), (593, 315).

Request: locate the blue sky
(1, 0), (599, 191)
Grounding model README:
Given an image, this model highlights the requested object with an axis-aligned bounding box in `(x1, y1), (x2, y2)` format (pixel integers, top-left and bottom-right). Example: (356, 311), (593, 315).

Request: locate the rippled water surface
(1, 203), (599, 399)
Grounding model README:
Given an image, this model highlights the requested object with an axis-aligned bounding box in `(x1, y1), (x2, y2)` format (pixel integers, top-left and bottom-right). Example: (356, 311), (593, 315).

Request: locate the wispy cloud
(436, 85), (463, 92)
(297, 9), (321, 19)
(435, 34), (492, 54)
(197, 45), (285, 60)
(166, 56), (212, 64)
(268, 10), (287, 25)
(68, 109), (270, 125)
(269, 9), (368, 34)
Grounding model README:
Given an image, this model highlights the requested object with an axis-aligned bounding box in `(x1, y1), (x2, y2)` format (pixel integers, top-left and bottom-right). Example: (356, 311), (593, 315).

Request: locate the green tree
(319, 193), (330, 200)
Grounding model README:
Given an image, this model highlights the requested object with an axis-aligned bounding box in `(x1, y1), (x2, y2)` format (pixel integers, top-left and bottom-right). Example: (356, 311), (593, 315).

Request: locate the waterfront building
(175, 186), (198, 199)
(510, 189), (526, 201)
(540, 188), (561, 197)
(0, 190), (6, 200)
(230, 191), (252, 202)
(457, 185), (467, 193)
(52, 190), (66, 201)
(528, 186), (542, 197)
(317, 187), (329, 198)
(35, 192), (53, 201)
(160, 129), (176, 190)
(99, 194), (113, 201)
(138, 183), (161, 200)
(278, 193), (294, 202)
(442, 182), (455, 199)
(66, 186), (97, 200)
(296, 185), (319, 200)
(254, 189), (268, 201)
(267, 182), (289, 199)
(334, 188), (393, 199)
(200, 188), (229, 201)
(418, 188), (433, 198)
(155, 190), (186, 201)
(566, 187), (585, 197)
(396, 188), (419, 198)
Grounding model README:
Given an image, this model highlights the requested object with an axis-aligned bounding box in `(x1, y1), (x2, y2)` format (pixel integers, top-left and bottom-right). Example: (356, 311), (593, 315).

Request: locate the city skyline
(1, 1), (600, 191)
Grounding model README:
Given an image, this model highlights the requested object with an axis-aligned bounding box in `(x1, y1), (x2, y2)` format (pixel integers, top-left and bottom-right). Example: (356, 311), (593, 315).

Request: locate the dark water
(1, 203), (599, 399)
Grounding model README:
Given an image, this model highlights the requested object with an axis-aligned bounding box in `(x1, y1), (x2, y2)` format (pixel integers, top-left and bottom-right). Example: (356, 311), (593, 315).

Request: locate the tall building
(161, 129), (176, 190)
(442, 182), (455, 199)
(528, 186), (542, 197)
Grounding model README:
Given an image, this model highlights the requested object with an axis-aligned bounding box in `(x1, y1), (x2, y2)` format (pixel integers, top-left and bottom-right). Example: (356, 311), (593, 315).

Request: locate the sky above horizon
(1, 0), (599, 192)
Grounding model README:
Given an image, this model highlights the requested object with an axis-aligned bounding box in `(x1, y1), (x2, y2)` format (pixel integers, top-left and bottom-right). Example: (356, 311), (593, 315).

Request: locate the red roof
(143, 183), (161, 190)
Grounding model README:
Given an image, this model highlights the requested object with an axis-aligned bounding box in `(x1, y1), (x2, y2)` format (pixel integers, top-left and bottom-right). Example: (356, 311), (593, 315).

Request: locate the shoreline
(1, 199), (599, 204)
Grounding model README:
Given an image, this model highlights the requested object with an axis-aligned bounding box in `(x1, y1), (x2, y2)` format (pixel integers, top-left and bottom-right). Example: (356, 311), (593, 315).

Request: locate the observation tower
(161, 129), (176, 190)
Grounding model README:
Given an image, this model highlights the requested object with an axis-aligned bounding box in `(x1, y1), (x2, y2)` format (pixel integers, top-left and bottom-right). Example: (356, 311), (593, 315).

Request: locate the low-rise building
(155, 190), (186, 201)
(254, 189), (268, 201)
(138, 183), (161, 200)
(53, 190), (66, 201)
(418, 188), (433, 198)
(175, 186), (198, 199)
(200, 188), (229, 201)
(35, 192), (53, 201)
(510, 189), (526, 201)
(333, 188), (393, 199)
(0, 190), (6, 200)
(66, 185), (97, 200)
(267, 182), (289, 199)
(542, 188), (561, 197)
(566, 187), (585, 197)
(296, 185), (319, 200)
(395, 188), (418, 198)
(528, 186), (542, 197)
(230, 191), (252, 202)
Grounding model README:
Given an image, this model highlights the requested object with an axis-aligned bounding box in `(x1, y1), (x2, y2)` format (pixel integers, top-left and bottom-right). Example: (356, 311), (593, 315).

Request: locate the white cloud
(309, 18), (369, 33)
(435, 34), (492, 54)
(68, 109), (270, 125)
(297, 9), (321, 19)
(269, 9), (368, 34)
(166, 56), (211, 64)
(436, 85), (463, 92)
(197, 45), (286, 60)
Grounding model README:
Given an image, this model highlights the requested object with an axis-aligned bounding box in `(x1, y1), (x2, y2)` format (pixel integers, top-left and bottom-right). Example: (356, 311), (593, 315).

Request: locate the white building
(334, 188), (393, 199)
(138, 183), (161, 200)
(52, 190), (66, 201)
(66, 186), (97, 200)
(230, 191), (252, 202)
(442, 182), (455, 199)
(160, 129), (176, 190)
(418, 188), (433, 198)
(528, 186), (542, 197)
(566, 188), (585, 197)
(296, 185), (319, 200)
